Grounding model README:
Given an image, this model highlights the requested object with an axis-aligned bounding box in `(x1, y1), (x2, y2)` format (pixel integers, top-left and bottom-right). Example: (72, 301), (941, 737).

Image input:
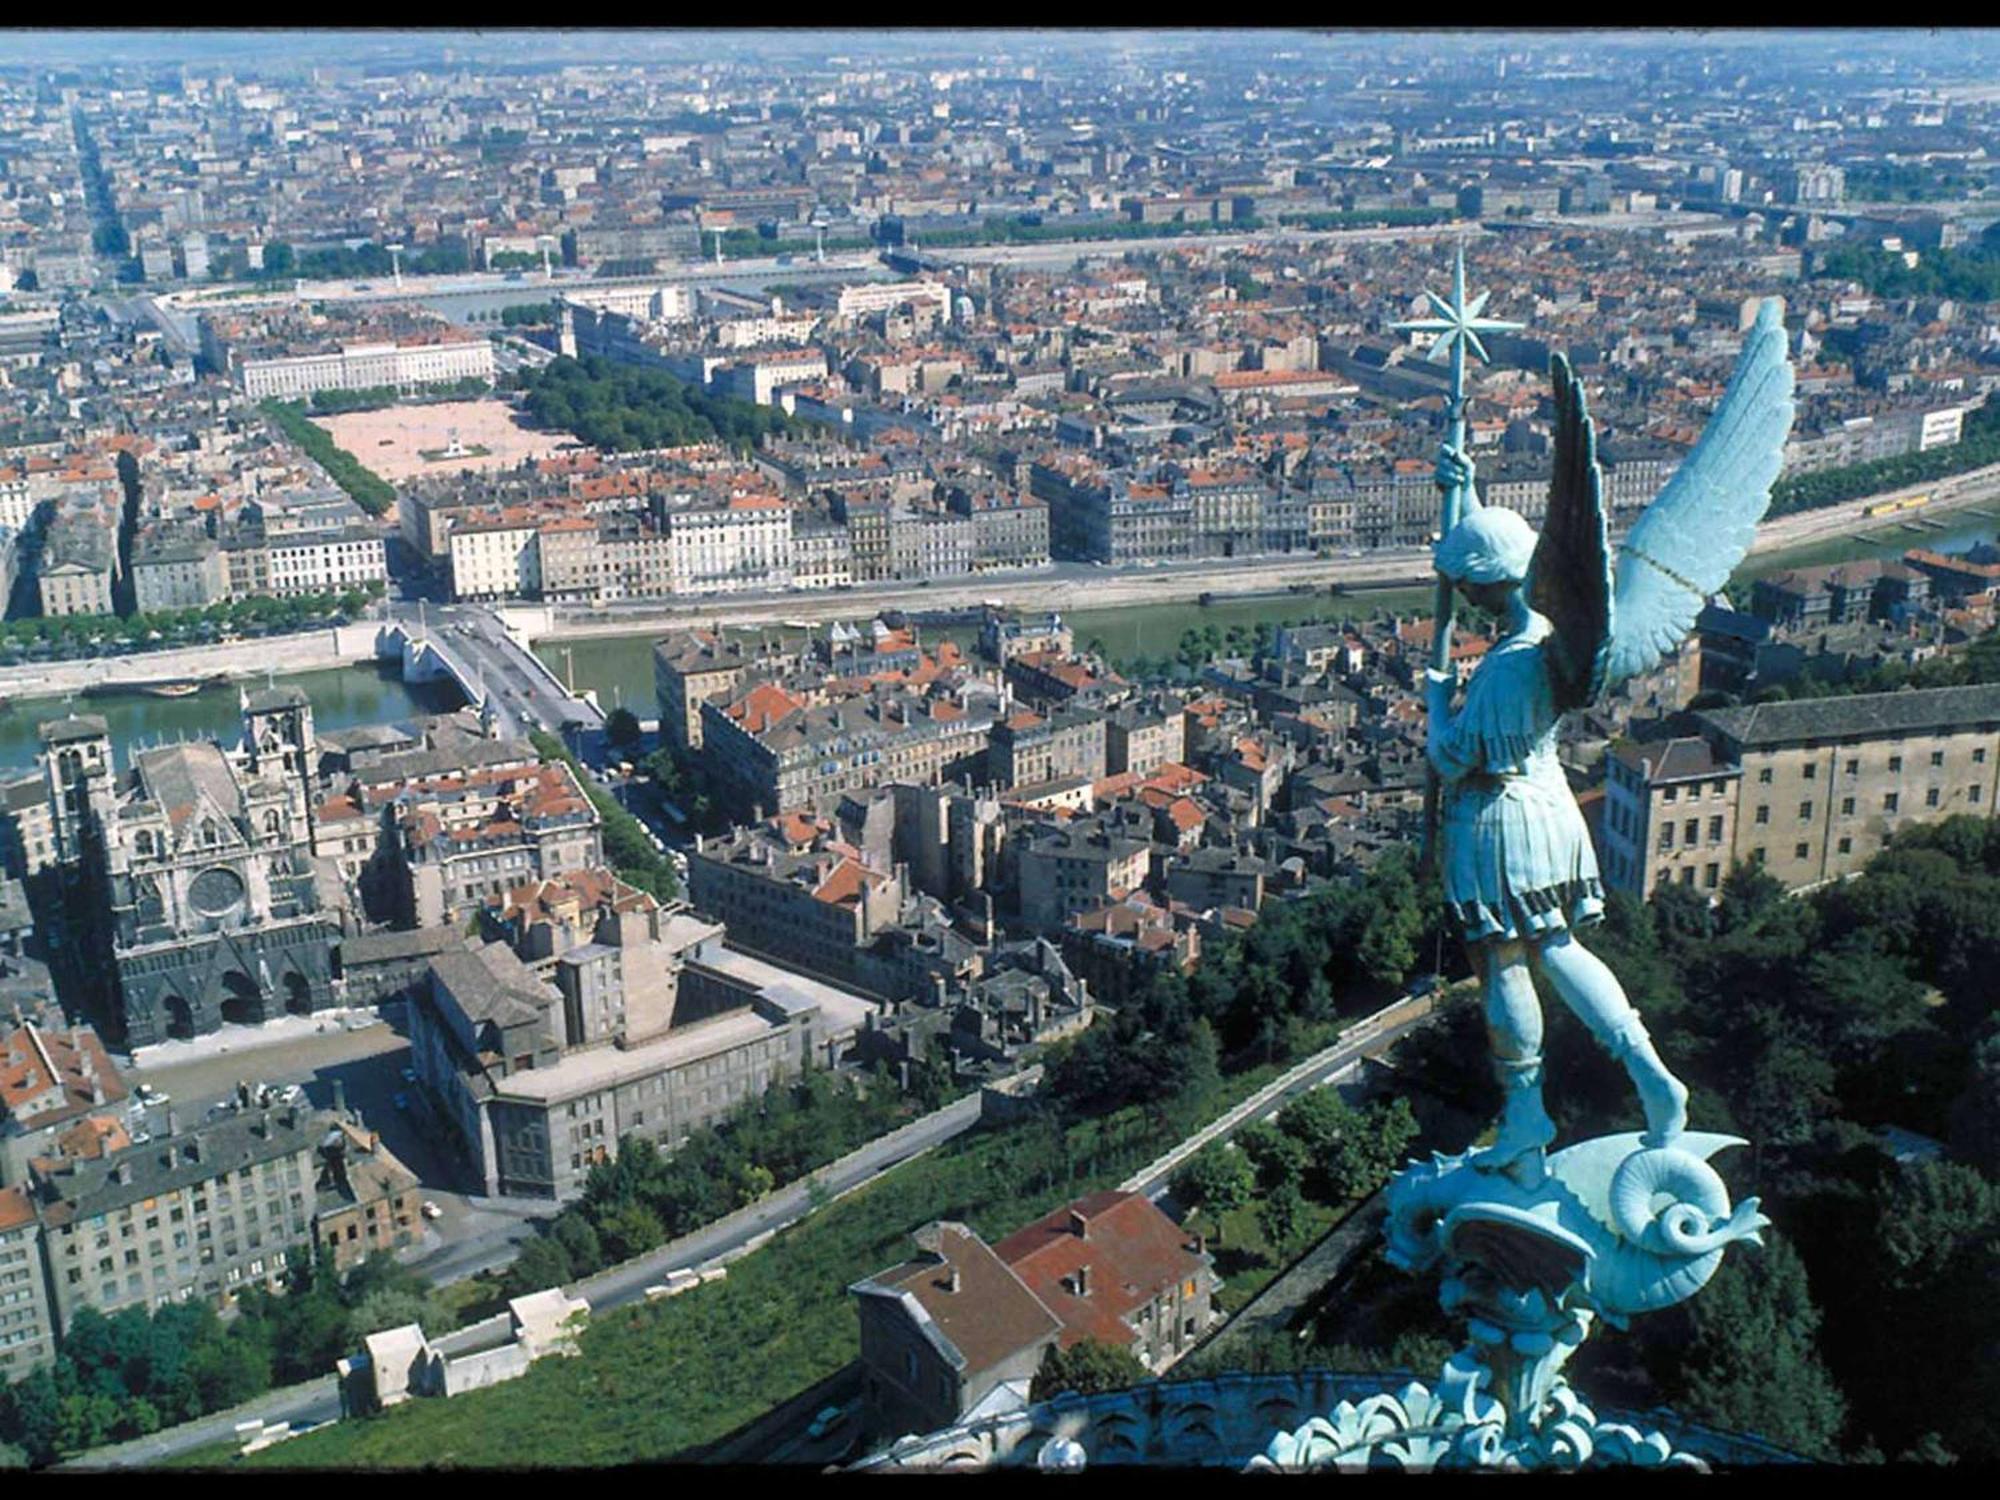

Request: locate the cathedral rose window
(189, 866), (246, 917)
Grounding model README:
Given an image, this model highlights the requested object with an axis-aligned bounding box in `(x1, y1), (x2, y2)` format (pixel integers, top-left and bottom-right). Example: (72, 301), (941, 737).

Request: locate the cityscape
(0, 25), (1997, 1470)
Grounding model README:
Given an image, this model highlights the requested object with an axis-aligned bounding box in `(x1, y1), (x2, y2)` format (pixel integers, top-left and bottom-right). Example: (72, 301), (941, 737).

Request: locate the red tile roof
(860, 1223), (1062, 1378)
(993, 1190), (1209, 1353)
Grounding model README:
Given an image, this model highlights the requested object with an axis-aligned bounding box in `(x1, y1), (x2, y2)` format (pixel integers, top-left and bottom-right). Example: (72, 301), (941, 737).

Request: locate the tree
(1172, 1144), (1255, 1234)
(550, 1210), (604, 1276)
(596, 1200), (665, 1263)
(1257, 1178), (1310, 1258)
(1029, 1339), (1149, 1403)
(2, 1367), (61, 1466)
(1659, 1236), (1848, 1459)
(605, 707), (642, 749)
(1873, 1160), (2000, 1293)
(348, 1288), (435, 1341)
(505, 1235), (574, 1299)
(185, 1334), (270, 1414)
(1949, 1026), (2000, 1177)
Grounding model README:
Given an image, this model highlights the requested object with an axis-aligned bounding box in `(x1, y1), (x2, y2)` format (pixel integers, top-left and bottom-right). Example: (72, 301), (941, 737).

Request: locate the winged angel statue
(1426, 299), (1795, 1173)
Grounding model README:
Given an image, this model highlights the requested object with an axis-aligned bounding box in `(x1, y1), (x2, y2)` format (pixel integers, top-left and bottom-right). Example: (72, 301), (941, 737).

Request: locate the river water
(0, 663), (464, 777)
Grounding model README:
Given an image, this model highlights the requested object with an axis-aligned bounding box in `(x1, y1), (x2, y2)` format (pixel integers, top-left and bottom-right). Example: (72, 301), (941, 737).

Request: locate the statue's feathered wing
(1604, 298), (1796, 686)
(1527, 353), (1612, 712)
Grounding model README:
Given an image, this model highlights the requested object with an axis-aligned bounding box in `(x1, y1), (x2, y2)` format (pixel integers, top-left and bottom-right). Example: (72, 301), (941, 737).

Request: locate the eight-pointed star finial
(1390, 242), (1525, 372)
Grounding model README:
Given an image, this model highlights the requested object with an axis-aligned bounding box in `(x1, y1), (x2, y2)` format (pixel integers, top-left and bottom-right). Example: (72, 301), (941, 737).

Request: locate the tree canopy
(519, 355), (822, 454)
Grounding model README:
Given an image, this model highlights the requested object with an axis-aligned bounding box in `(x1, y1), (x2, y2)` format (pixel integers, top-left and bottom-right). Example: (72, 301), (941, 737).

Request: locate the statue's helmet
(1435, 506), (1537, 587)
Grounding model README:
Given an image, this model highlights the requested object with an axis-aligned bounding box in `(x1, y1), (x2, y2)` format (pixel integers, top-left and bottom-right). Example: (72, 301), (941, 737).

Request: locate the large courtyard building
(409, 912), (832, 1201)
(202, 302), (495, 400)
(1599, 684), (2000, 898)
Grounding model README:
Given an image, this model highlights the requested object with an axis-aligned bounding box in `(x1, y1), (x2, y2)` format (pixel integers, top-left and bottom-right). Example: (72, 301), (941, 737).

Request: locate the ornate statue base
(1255, 1132), (1769, 1472)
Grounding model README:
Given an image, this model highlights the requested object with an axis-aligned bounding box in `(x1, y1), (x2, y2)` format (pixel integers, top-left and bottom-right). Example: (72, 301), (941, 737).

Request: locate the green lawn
(1197, 1199), (1344, 1317)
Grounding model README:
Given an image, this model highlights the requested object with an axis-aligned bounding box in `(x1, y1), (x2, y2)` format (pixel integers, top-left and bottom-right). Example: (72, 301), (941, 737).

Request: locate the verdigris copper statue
(1426, 299), (1795, 1176)
(1253, 292), (1793, 1472)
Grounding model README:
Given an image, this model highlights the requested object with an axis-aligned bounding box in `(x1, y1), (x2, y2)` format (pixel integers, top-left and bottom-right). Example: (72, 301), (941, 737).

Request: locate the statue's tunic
(1429, 613), (1603, 943)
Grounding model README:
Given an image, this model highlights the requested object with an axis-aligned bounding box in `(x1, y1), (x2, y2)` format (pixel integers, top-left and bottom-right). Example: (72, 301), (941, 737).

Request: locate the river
(0, 662), (464, 776)
(532, 582), (1442, 713)
(532, 511), (2000, 714)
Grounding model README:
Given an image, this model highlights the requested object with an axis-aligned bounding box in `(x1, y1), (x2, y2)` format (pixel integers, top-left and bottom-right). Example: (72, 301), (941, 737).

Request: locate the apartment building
(791, 517), (855, 590)
(701, 683), (995, 819)
(1697, 686), (2000, 890)
(685, 826), (903, 986)
(233, 335), (495, 401)
(37, 491), (121, 617)
(264, 527), (386, 599)
(989, 708), (1107, 792)
(950, 489), (1050, 572)
(132, 528), (230, 612)
(1015, 821), (1153, 931)
(449, 511), (544, 601)
(29, 1106), (320, 1331)
(1105, 700), (1188, 778)
(388, 758), (604, 928)
(1600, 738), (1743, 900)
(0, 1185), (55, 1378)
(992, 1190), (1219, 1375)
(313, 1120), (423, 1273)
(411, 922), (822, 1201)
(851, 1220), (1061, 1444)
(653, 630), (796, 754)
(2, 1019), (130, 1188)
(1600, 684), (2000, 897)
(666, 495), (794, 595)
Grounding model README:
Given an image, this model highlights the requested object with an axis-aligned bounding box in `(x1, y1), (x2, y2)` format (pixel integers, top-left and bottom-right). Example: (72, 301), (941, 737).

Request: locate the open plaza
(312, 398), (580, 481)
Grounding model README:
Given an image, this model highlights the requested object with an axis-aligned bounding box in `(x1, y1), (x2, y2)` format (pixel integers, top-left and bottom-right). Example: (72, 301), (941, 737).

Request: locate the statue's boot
(1471, 1056), (1556, 1171)
(1607, 1017), (1689, 1148)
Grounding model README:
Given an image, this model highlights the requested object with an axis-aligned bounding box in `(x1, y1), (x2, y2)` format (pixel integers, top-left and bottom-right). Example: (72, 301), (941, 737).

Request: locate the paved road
(389, 600), (604, 735)
(573, 1089), (986, 1314)
(1125, 993), (1440, 1201)
(541, 550), (1437, 642)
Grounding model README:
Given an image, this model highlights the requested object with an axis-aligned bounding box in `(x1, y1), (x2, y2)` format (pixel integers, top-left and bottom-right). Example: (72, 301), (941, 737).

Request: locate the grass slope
(228, 1022), (1368, 1469)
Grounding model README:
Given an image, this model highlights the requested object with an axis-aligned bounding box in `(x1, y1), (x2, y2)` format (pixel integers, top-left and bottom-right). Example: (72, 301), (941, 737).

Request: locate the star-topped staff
(1389, 243), (1525, 870)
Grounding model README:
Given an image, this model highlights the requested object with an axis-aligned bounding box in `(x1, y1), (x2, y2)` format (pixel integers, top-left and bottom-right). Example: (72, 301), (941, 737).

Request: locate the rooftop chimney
(166, 1108), (179, 1137)
(332, 1078), (347, 1119)
(945, 1266), (961, 1294)
(1074, 1263), (1090, 1298)
(1069, 1209), (1088, 1240)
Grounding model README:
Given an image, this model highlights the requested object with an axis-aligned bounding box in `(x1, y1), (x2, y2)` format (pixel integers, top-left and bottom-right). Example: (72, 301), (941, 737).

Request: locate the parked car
(394, 1093), (409, 1111)
(421, 1200), (442, 1221)
(806, 1406), (850, 1442)
(400, 1068), (418, 1084)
